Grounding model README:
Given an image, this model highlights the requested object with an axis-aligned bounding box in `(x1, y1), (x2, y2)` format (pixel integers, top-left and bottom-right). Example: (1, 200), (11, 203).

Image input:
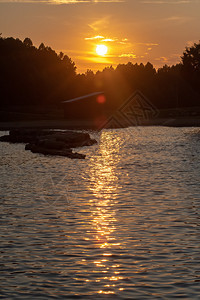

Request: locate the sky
(0, 0), (200, 73)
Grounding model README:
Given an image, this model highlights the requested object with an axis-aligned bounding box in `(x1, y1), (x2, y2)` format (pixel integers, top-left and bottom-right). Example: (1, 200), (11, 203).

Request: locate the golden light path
(96, 44), (108, 56)
(85, 131), (124, 295)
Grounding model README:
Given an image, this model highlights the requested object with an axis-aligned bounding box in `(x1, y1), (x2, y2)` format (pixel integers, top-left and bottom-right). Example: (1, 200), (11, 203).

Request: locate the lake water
(0, 127), (200, 299)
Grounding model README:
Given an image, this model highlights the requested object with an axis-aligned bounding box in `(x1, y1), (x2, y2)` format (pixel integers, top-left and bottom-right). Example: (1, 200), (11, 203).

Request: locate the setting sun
(96, 45), (108, 56)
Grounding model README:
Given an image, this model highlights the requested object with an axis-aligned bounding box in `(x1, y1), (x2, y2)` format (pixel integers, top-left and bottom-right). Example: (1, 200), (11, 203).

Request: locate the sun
(96, 44), (108, 56)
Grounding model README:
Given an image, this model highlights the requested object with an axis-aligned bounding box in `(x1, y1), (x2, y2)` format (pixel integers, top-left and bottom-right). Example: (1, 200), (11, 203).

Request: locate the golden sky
(0, 0), (200, 73)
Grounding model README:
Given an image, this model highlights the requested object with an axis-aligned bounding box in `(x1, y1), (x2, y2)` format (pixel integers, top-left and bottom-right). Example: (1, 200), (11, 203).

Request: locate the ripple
(1, 127), (200, 298)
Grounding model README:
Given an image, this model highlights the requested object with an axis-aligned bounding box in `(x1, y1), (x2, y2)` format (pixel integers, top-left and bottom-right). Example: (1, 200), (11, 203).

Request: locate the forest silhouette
(0, 35), (200, 120)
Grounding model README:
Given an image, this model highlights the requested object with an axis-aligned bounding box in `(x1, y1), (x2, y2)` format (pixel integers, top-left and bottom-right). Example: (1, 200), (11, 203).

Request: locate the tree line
(0, 35), (200, 111)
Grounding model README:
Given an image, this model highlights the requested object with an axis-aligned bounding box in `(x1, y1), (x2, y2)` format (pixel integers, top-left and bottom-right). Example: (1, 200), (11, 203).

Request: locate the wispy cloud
(119, 53), (136, 58)
(85, 35), (105, 40)
(88, 17), (110, 31)
(136, 42), (159, 46)
(85, 35), (129, 44)
(155, 53), (181, 65)
(155, 56), (169, 62)
(163, 15), (192, 23)
(102, 38), (117, 42)
(142, 0), (193, 4)
(0, 0), (124, 3)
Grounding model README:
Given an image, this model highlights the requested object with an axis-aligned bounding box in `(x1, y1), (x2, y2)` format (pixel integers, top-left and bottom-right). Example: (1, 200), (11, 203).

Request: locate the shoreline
(0, 117), (200, 131)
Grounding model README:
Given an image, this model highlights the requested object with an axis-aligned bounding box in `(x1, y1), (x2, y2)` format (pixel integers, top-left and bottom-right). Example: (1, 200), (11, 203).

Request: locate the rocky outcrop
(25, 143), (86, 159)
(0, 129), (97, 159)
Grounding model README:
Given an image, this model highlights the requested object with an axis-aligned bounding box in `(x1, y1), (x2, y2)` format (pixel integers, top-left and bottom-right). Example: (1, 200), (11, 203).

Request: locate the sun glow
(96, 44), (108, 56)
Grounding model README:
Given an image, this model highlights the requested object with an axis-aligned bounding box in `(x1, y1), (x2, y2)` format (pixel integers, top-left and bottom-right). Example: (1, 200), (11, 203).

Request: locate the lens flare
(97, 94), (106, 104)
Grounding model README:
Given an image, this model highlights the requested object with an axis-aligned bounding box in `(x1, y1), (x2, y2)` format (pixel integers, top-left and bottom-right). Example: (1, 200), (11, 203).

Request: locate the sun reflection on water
(85, 131), (125, 295)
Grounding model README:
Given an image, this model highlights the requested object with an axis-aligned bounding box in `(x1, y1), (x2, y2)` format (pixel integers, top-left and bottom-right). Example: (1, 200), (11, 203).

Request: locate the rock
(0, 135), (10, 142)
(1, 129), (54, 143)
(9, 129), (54, 137)
(35, 139), (67, 150)
(25, 144), (86, 159)
(0, 129), (96, 159)
(0, 129), (97, 147)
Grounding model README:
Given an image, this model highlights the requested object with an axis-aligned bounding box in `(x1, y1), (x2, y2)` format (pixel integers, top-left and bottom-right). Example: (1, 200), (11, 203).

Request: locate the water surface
(0, 127), (200, 299)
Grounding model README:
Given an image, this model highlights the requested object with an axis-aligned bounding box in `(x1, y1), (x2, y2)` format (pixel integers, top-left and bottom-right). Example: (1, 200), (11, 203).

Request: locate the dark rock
(35, 139), (67, 150)
(0, 135), (10, 142)
(9, 129), (54, 137)
(1, 129), (97, 147)
(2, 129), (54, 143)
(1, 129), (96, 159)
(25, 143), (32, 151)
(25, 144), (86, 159)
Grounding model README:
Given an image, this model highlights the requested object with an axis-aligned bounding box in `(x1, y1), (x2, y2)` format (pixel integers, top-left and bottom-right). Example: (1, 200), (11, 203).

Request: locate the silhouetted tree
(39, 43), (46, 51)
(23, 37), (33, 48)
(0, 36), (77, 107)
(59, 52), (64, 60)
(1, 35), (200, 117)
(181, 41), (200, 101)
(181, 41), (200, 73)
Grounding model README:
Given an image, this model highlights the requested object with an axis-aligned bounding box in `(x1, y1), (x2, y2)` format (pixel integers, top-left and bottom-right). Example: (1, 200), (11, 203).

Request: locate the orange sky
(0, 0), (200, 73)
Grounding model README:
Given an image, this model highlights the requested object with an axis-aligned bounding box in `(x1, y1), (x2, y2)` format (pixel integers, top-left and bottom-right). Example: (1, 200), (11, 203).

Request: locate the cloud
(119, 53), (136, 58)
(88, 17), (110, 31)
(153, 54), (181, 66)
(85, 35), (129, 45)
(136, 42), (159, 46)
(155, 56), (169, 62)
(163, 15), (192, 23)
(142, 0), (192, 3)
(102, 38), (117, 42)
(85, 35), (105, 40)
(0, 0), (124, 3)
(85, 37), (118, 42)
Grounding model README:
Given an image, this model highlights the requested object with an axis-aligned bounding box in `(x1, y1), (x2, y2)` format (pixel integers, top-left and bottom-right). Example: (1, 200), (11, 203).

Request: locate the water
(0, 127), (200, 299)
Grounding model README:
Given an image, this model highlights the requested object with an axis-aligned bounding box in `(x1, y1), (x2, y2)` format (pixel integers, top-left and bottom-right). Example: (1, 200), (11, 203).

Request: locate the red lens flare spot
(97, 94), (106, 104)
